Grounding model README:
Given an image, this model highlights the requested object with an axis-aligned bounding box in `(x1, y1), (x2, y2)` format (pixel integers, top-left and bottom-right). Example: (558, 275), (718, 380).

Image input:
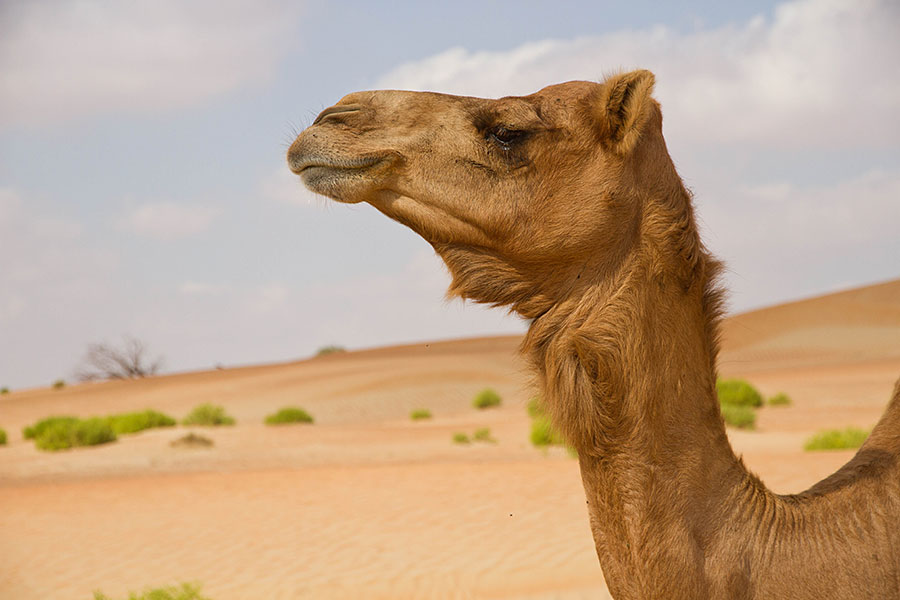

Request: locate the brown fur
(288, 70), (900, 599)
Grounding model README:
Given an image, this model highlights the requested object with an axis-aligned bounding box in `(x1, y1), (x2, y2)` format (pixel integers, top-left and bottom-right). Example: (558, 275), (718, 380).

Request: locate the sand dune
(720, 278), (900, 369)
(1, 280), (898, 599)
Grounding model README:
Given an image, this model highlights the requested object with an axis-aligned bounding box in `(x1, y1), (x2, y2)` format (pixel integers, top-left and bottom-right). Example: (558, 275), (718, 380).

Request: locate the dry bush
(170, 433), (214, 449)
(76, 336), (163, 382)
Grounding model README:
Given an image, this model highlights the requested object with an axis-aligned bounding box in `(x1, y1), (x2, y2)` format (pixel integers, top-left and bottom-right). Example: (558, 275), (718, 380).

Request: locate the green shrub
(26, 411), (174, 448)
(182, 404), (235, 426)
(35, 417), (116, 451)
(0, 428), (6, 445)
(265, 407), (314, 425)
(472, 427), (496, 443)
(452, 432), (471, 444)
(472, 388), (502, 410)
(315, 345), (346, 357)
(52, 379), (66, 390)
(24, 416), (79, 440)
(716, 379), (763, 408)
(0, 387), (9, 394)
(530, 416), (566, 447)
(720, 404), (756, 429)
(107, 410), (177, 435)
(93, 582), (210, 600)
(409, 408), (432, 421)
(768, 392), (792, 407)
(804, 427), (870, 451)
(527, 397), (574, 454)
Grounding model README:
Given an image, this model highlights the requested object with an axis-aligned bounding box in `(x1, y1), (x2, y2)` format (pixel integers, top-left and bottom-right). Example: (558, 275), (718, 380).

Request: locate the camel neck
(523, 246), (754, 597)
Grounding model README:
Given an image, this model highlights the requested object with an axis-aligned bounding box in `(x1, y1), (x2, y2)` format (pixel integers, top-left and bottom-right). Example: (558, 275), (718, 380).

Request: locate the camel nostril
(313, 104), (363, 125)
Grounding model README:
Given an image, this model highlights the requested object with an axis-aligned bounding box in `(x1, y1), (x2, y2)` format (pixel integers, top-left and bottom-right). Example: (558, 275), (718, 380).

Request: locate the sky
(1, 0), (898, 389)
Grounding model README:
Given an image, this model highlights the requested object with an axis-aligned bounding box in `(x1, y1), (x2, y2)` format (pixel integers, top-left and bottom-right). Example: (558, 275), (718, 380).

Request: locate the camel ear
(596, 69), (656, 154)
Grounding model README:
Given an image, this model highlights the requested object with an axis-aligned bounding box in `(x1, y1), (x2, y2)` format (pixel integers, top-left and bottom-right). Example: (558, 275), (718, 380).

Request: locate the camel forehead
(529, 80), (602, 100)
(486, 82), (598, 123)
(338, 80), (599, 113)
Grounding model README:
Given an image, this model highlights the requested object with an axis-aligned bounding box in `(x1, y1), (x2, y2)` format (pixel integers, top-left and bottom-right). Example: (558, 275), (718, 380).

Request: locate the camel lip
(294, 154), (392, 201)
(289, 155), (383, 176)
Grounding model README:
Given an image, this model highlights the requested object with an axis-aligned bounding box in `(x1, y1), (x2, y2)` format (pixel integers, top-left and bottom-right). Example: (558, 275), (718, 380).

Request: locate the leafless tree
(75, 336), (163, 381)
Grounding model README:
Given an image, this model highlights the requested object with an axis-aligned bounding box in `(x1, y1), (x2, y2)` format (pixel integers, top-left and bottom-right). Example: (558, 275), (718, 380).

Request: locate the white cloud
(0, 0), (301, 129)
(118, 202), (218, 240)
(376, 0), (900, 148)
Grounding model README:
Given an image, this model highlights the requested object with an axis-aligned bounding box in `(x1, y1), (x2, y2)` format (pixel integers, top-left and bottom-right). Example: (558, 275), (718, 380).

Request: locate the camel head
(288, 70), (675, 318)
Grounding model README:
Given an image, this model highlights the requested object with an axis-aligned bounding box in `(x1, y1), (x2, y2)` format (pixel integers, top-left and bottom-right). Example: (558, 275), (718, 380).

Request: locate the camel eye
(488, 126), (524, 147)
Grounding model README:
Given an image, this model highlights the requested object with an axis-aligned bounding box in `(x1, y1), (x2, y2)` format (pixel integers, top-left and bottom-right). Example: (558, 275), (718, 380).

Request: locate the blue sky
(1, 0), (898, 389)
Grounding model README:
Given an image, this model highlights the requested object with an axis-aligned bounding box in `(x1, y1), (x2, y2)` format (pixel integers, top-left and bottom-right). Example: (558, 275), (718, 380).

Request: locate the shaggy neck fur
(437, 169), (900, 600)
(522, 182), (748, 598)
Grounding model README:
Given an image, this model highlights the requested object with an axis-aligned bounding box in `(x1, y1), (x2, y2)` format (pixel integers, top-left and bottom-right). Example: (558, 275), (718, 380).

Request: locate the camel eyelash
(487, 126), (526, 147)
(470, 110), (527, 141)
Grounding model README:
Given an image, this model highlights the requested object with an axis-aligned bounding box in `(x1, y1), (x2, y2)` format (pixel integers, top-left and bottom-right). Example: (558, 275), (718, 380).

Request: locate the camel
(287, 70), (900, 599)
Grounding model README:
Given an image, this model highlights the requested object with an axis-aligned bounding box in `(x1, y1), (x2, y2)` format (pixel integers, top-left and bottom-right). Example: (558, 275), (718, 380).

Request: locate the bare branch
(75, 335), (163, 382)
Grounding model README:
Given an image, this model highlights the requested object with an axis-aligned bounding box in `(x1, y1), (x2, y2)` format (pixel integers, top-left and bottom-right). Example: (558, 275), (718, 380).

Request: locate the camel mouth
(289, 155), (383, 177)
(291, 154), (389, 203)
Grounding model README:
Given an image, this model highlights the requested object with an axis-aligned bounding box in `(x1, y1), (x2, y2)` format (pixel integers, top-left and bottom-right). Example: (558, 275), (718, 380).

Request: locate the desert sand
(1, 279), (898, 599)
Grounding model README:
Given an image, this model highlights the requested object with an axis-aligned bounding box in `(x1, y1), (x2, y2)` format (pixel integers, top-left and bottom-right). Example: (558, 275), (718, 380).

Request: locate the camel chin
(289, 155), (387, 204)
(297, 165), (373, 204)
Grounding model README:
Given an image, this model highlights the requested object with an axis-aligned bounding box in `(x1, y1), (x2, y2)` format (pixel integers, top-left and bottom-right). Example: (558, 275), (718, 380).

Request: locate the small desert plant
(768, 392), (792, 407)
(52, 379), (66, 390)
(472, 388), (502, 410)
(170, 433), (214, 448)
(409, 408), (432, 420)
(93, 582), (210, 600)
(720, 403), (756, 429)
(0, 428), (7, 445)
(107, 410), (176, 435)
(0, 386), (9, 394)
(804, 427), (870, 451)
(35, 417), (116, 451)
(315, 345), (346, 357)
(182, 404), (235, 426)
(265, 406), (314, 425)
(24, 416), (79, 440)
(472, 427), (496, 443)
(452, 432), (471, 444)
(530, 416), (566, 447)
(716, 379), (763, 408)
(527, 396), (572, 451)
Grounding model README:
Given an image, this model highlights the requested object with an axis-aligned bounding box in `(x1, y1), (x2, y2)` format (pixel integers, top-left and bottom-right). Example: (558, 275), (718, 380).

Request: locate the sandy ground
(1, 280), (898, 599)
